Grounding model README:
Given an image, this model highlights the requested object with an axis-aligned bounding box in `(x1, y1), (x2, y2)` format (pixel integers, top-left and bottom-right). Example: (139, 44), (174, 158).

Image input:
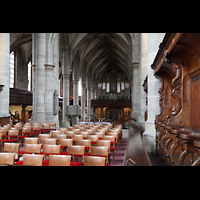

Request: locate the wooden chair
(41, 138), (57, 149)
(65, 131), (75, 139)
(72, 129), (80, 135)
(42, 144), (60, 166)
(56, 134), (67, 143)
(0, 129), (7, 139)
(73, 134), (83, 144)
(59, 128), (67, 134)
(51, 130), (61, 138)
(23, 154), (44, 166)
(41, 123), (50, 134)
(80, 131), (89, 139)
(19, 138), (39, 155)
(102, 135), (116, 164)
(15, 144), (42, 166)
(68, 145), (85, 166)
(24, 144), (42, 154)
(15, 144), (41, 166)
(42, 138), (57, 146)
(49, 155), (71, 166)
(19, 127), (32, 145)
(83, 156), (106, 166)
(3, 143), (20, 162)
(38, 134), (51, 147)
(76, 139), (91, 156)
(33, 122), (41, 127)
(90, 146), (109, 166)
(0, 133), (3, 151)
(87, 135), (99, 145)
(0, 153), (15, 166)
(94, 132), (104, 140)
(97, 140), (111, 166)
(2, 130), (19, 148)
(32, 125), (41, 137)
(59, 138), (73, 155)
(67, 127), (73, 131)
(49, 123), (56, 131)
(107, 131), (119, 155)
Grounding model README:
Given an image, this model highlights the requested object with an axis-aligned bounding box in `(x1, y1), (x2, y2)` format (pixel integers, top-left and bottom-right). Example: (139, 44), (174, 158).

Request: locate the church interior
(0, 33), (200, 166)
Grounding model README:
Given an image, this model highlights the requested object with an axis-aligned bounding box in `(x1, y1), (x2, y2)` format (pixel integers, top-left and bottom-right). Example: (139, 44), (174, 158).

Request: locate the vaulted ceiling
(10, 33), (133, 81)
(60, 33), (133, 81)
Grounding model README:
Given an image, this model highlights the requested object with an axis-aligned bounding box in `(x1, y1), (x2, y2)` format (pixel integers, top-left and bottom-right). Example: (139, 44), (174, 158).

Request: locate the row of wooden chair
(0, 153), (106, 166)
(58, 123), (122, 164)
(0, 142), (109, 166)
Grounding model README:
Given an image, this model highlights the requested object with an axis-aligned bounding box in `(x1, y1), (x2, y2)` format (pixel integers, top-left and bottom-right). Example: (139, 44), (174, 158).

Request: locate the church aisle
(110, 128), (128, 166)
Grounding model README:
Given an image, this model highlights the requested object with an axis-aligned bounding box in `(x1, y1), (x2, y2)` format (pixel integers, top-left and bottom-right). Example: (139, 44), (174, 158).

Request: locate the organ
(152, 33), (200, 165)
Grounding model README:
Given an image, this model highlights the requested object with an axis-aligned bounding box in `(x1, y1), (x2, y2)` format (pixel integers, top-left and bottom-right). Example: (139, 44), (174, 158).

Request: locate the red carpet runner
(110, 138), (128, 166)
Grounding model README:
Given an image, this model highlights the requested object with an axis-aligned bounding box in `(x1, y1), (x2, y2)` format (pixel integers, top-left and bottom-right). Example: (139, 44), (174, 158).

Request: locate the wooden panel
(0, 117), (10, 127)
(191, 78), (200, 130)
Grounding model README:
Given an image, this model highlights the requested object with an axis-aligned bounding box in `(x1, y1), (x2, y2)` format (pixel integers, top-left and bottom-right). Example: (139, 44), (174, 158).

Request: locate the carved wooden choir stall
(153, 33), (200, 166)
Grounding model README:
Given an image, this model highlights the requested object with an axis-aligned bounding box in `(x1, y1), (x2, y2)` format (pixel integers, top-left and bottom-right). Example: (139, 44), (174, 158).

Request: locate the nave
(0, 122), (129, 166)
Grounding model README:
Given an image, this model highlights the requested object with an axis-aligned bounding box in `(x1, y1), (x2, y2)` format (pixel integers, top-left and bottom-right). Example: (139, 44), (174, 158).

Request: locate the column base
(143, 121), (156, 154)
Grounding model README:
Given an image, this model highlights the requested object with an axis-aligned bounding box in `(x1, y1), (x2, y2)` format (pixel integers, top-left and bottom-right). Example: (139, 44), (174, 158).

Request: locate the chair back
(68, 145), (85, 156)
(91, 146), (109, 157)
(43, 144), (60, 154)
(72, 129), (80, 134)
(73, 134), (83, 141)
(51, 130), (61, 138)
(38, 134), (51, 144)
(25, 144), (41, 154)
(24, 137), (38, 144)
(23, 154), (44, 166)
(58, 138), (73, 147)
(49, 155), (71, 166)
(42, 138), (57, 145)
(83, 156), (105, 166)
(0, 153), (15, 166)
(4, 143), (20, 153)
(76, 139), (91, 151)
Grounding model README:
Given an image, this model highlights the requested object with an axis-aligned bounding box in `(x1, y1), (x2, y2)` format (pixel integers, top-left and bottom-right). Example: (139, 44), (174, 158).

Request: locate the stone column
(62, 73), (70, 127)
(138, 33), (148, 132)
(32, 33), (46, 123)
(0, 33), (10, 118)
(87, 87), (91, 122)
(81, 83), (86, 122)
(73, 80), (79, 105)
(143, 33), (165, 153)
(44, 64), (54, 122)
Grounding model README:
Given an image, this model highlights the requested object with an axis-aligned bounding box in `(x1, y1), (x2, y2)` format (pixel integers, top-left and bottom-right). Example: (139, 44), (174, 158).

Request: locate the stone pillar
(81, 83), (86, 122)
(44, 64), (54, 122)
(73, 80), (79, 105)
(32, 33), (46, 122)
(0, 33), (10, 118)
(138, 33), (148, 132)
(132, 62), (141, 120)
(62, 73), (70, 127)
(143, 33), (165, 153)
(87, 87), (91, 122)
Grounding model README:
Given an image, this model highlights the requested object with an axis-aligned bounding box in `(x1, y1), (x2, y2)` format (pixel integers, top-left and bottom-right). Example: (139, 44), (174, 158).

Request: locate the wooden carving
(166, 59), (182, 119)
(158, 76), (164, 116)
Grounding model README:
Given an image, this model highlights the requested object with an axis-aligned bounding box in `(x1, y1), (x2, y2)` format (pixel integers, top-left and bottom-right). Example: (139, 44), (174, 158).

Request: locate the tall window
(9, 51), (14, 88)
(28, 61), (32, 91)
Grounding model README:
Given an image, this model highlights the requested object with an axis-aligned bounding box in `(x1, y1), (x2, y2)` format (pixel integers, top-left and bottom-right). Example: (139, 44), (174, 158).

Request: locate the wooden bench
(123, 119), (152, 166)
